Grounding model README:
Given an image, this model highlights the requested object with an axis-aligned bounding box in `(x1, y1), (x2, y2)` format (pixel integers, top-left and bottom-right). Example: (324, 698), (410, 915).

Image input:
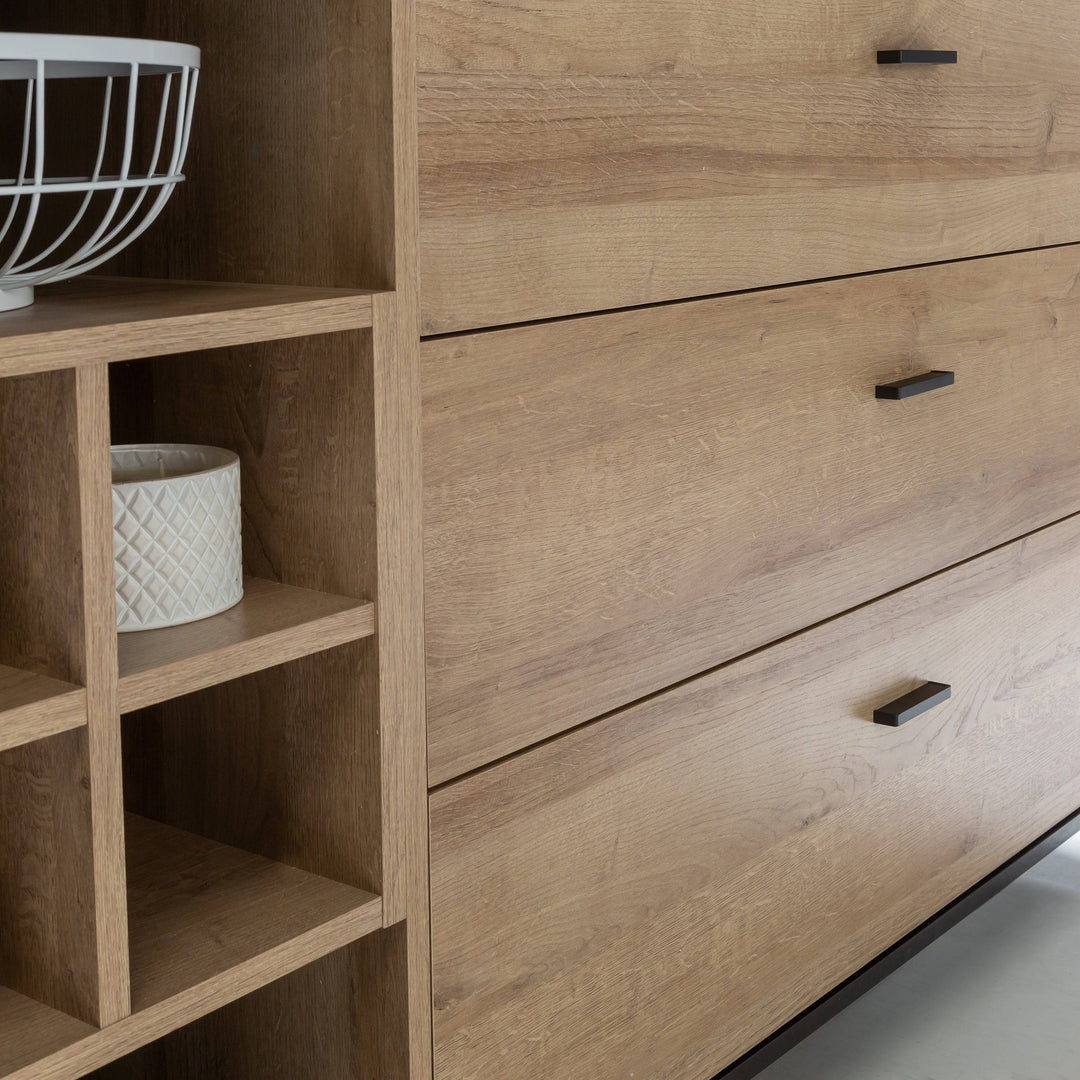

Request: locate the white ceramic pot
(111, 444), (243, 632)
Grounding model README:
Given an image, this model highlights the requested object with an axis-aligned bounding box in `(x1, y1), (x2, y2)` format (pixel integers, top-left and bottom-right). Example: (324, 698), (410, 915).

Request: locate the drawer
(431, 513), (1080, 1080)
(418, 0), (1080, 333)
(424, 246), (1080, 783)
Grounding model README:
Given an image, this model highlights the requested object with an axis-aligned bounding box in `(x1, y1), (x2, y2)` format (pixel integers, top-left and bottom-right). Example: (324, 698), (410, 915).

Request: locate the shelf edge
(117, 597), (375, 713)
(0, 283), (382, 380)
(0, 684), (88, 755)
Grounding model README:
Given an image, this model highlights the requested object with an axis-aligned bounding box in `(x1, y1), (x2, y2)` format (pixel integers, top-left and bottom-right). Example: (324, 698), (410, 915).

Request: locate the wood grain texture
(125, 814), (382, 1012)
(108, 325), (426, 1075)
(424, 245), (1080, 782)
(74, 930), (409, 1080)
(76, 364), (131, 1027)
(372, 291), (424, 927)
(431, 512), (1080, 1080)
(122, 642), (381, 888)
(117, 578), (375, 713)
(0, 988), (96, 1079)
(0, 371), (86, 684)
(0, 667), (86, 755)
(114, 300), (429, 1074)
(417, 0), (1080, 331)
(1, 892), (385, 1080)
(0, 278), (375, 380)
(0, 732), (99, 1026)
(0, 371), (103, 1026)
(114, 333), (384, 893)
(385, 0), (435, 1066)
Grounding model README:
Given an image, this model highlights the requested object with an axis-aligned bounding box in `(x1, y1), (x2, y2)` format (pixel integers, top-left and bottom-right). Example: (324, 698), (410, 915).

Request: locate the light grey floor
(755, 834), (1080, 1080)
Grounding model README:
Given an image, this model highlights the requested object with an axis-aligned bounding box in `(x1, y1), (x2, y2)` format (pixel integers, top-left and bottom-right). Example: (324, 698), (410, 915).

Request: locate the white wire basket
(0, 33), (200, 312)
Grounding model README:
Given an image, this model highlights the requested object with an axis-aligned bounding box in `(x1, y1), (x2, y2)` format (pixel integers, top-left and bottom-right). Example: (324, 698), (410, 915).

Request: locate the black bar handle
(878, 49), (957, 65)
(874, 682), (952, 727)
(875, 370), (955, 400)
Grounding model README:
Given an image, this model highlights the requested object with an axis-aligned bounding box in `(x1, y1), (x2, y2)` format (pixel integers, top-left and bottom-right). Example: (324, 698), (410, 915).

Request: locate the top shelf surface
(0, 277), (380, 379)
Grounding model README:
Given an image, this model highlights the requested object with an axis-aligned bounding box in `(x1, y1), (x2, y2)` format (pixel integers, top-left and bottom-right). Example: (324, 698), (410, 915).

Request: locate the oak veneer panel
(0, 278), (376, 379)
(122, 643), (380, 893)
(431, 513), (1080, 1080)
(0, 667), (86, 754)
(381, 0), (436, 1054)
(108, 317), (428, 1074)
(116, 333), (385, 892)
(83, 928), (410, 1080)
(0, 371), (106, 1025)
(371, 291), (417, 926)
(0, 371), (85, 685)
(76, 363), (132, 1027)
(125, 814), (381, 1012)
(0, 988), (96, 1079)
(117, 577), (375, 713)
(0, 732), (99, 1025)
(1, 936), (406, 1080)
(0, 879), (387, 1080)
(417, 0), (1080, 331)
(424, 245), (1080, 782)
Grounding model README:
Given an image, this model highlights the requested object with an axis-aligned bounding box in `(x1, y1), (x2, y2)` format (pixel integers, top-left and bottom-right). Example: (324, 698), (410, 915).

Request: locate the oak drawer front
(424, 246), (1080, 784)
(431, 515), (1080, 1080)
(418, 0), (1080, 334)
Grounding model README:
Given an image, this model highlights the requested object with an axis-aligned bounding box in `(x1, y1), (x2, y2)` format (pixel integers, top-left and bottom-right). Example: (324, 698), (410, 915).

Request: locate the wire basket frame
(0, 33), (201, 312)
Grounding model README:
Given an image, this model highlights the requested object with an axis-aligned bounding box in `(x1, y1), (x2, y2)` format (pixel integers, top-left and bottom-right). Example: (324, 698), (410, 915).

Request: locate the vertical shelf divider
(75, 364), (132, 1026)
(0, 369), (102, 1029)
(372, 291), (409, 926)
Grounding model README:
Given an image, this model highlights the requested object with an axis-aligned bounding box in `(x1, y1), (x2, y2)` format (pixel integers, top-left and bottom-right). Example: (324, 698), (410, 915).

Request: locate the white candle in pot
(112, 444), (243, 632)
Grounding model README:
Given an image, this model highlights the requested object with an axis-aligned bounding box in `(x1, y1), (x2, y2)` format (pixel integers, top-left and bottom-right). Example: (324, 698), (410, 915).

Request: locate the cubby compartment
(0, 370), (89, 750)
(120, 644), (384, 1014)
(107, 328), (379, 613)
(85, 928), (409, 1080)
(0, 730), (100, 1074)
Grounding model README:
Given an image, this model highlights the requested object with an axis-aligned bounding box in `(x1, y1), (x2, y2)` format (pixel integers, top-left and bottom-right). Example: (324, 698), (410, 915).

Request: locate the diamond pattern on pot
(113, 458), (243, 632)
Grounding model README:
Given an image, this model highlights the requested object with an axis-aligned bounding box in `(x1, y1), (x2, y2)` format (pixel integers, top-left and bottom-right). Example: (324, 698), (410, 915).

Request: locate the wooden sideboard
(4, 1), (1080, 1078)
(419, 1), (1080, 1077)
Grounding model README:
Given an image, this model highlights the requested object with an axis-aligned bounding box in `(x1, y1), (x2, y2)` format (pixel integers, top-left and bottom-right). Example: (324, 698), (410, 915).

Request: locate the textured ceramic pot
(111, 444), (243, 632)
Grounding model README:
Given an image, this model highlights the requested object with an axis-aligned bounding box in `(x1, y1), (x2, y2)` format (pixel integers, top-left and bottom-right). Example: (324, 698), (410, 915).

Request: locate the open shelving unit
(0, 277), (417, 1080)
(3, 0), (429, 1071)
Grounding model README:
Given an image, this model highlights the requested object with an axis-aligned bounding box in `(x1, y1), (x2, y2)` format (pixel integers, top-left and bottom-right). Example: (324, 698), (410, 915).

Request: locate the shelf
(0, 277), (379, 380)
(0, 987), (96, 1079)
(126, 814), (383, 1014)
(117, 577), (376, 712)
(0, 665), (87, 754)
(0, 817), (382, 1079)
